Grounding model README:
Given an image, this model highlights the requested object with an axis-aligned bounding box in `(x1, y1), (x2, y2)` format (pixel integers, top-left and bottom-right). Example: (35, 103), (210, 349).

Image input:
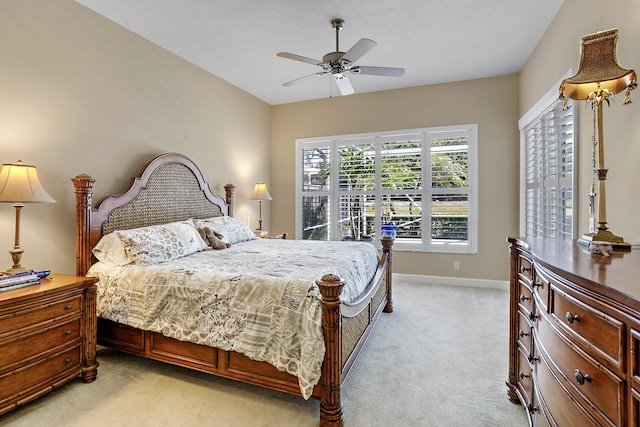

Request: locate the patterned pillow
(194, 216), (257, 245)
(93, 219), (209, 266)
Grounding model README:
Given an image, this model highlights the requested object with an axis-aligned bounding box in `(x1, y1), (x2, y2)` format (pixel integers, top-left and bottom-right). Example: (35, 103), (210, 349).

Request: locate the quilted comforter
(87, 238), (379, 398)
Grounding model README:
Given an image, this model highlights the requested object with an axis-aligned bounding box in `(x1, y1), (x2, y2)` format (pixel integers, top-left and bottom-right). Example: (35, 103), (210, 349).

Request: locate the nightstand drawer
(0, 318), (81, 374)
(0, 292), (82, 337)
(0, 345), (80, 406)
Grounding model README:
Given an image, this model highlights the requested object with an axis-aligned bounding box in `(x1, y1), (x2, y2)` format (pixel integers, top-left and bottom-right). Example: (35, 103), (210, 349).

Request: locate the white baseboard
(393, 273), (509, 291)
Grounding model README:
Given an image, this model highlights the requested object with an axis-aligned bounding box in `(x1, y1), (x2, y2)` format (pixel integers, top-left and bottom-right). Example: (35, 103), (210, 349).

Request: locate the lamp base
(2, 266), (33, 276)
(578, 230), (631, 250)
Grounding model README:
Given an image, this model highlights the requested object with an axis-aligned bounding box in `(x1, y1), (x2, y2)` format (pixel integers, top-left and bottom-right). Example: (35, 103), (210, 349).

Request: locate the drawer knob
(519, 330), (529, 338)
(574, 369), (591, 385)
(520, 294), (530, 302)
(520, 265), (531, 273)
(565, 312), (580, 324)
(65, 330), (72, 335)
(65, 304), (73, 310)
(64, 358), (72, 364)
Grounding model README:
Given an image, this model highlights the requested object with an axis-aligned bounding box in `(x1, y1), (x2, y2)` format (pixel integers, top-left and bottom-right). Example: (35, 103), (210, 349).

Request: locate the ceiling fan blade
(283, 72), (328, 87)
(277, 52), (322, 66)
(333, 73), (354, 95)
(341, 38), (377, 64)
(350, 66), (405, 77)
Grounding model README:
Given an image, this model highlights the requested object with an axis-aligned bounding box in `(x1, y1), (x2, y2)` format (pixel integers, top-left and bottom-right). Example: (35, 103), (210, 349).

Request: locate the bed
(72, 152), (394, 426)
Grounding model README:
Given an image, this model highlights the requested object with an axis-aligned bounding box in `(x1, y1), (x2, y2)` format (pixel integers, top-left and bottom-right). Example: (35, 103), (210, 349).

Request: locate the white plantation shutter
(519, 74), (576, 239)
(296, 125), (478, 254)
(428, 131), (471, 244)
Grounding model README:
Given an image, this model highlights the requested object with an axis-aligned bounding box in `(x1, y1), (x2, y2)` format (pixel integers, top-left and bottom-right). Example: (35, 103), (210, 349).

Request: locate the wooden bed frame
(72, 152), (393, 426)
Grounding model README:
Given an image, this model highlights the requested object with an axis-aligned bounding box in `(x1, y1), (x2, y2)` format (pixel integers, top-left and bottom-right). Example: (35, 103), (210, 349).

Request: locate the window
(295, 125), (478, 253)
(518, 71), (577, 239)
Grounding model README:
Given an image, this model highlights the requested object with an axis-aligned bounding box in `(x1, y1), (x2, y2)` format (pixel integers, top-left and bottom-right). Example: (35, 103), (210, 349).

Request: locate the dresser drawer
(550, 285), (624, 372)
(536, 350), (601, 427)
(516, 346), (533, 406)
(0, 318), (81, 374)
(0, 345), (81, 406)
(537, 314), (623, 426)
(517, 310), (533, 356)
(518, 253), (534, 283)
(518, 280), (534, 318)
(0, 292), (82, 337)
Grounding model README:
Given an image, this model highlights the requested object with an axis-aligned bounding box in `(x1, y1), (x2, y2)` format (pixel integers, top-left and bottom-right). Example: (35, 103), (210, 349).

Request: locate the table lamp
(249, 182), (272, 231)
(0, 161), (56, 275)
(559, 28), (636, 249)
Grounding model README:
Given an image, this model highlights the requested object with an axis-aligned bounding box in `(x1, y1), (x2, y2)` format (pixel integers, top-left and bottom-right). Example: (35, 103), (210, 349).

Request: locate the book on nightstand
(0, 270), (51, 292)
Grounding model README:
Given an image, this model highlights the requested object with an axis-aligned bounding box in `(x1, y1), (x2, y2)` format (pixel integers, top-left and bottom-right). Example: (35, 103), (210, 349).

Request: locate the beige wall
(0, 1), (271, 275)
(8, 1), (630, 283)
(271, 76), (521, 280)
(520, 0), (640, 245)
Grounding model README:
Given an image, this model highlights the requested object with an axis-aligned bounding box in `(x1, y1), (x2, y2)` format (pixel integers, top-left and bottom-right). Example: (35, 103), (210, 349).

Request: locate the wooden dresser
(506, 237), (640, 426)
(0, 274), (98, 415)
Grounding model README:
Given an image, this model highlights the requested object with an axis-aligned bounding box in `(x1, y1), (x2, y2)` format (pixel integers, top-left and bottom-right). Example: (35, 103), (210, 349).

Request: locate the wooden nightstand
(267, 233), (287, 239)
(0, 274), (98, 415)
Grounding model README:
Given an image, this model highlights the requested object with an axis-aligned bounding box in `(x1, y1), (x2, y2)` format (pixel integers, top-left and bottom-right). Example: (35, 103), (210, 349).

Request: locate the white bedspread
(87, 239), (379, 398)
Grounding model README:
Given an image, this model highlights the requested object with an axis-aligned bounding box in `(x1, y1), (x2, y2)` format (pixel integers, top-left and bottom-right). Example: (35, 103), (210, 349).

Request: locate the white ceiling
(75, 0), (564, 106)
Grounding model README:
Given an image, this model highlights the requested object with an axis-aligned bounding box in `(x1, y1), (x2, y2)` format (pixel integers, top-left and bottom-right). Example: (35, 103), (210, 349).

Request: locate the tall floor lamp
(249, 182), (272, 231)
(0, 161), (56, 275)
(559, 28), (636, 249)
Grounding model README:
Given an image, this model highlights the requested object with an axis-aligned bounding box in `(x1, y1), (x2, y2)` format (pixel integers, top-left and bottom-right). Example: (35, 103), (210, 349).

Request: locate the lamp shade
(560, 28), (636, 101)
(248, 182), (272, 201)
(0, 161), (56, 204)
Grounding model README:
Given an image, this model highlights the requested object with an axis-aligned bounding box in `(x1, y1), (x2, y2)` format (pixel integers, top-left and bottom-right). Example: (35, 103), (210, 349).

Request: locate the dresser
(0, 274), (98, 415)
(506, 237), (640, 426)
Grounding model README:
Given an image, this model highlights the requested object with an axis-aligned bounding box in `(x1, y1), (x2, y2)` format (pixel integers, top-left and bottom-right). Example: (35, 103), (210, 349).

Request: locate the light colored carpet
(2, 280), (528, 427)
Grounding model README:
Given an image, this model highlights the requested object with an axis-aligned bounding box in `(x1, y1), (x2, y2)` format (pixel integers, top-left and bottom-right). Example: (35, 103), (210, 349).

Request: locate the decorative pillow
(92, 219), (209, 266)
(202, 226), (231, 250)
(92, 232), (131, 265)
(194, 216), (257, 245)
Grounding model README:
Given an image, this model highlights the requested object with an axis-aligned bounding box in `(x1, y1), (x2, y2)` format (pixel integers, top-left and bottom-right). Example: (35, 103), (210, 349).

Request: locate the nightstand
(0, 274), (98, 415)
(267, 233), (287, 239)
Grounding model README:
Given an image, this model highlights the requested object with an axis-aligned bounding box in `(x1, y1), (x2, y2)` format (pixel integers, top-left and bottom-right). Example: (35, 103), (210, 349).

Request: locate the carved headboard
(72, 152), (235, 276)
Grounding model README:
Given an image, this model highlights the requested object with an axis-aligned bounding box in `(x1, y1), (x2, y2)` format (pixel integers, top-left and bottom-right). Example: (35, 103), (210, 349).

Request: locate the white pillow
(194, 216), (257, 245)
(93, 219), (209, 266)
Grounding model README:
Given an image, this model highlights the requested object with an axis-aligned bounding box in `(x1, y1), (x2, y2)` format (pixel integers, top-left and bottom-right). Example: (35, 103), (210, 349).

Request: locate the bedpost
(224, 183), (235, 217)
(71, 174), (95, 276)
(381, 236), (394, 313)
(316, 273), (345, 427)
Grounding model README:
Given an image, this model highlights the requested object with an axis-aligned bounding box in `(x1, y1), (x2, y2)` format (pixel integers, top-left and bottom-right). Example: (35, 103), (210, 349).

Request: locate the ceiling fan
(277, 18), (405, 96)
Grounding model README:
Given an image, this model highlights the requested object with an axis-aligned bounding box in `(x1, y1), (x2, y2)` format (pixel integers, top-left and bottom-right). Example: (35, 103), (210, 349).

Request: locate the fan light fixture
(559, 28), (636, 249)
(277, 18), (405, 96)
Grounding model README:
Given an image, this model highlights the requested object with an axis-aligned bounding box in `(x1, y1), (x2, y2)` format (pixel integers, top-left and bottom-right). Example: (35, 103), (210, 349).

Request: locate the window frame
(295, 124), (478, 254)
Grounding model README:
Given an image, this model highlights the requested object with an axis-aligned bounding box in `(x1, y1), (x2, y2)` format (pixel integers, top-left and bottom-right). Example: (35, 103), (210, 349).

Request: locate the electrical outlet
(453, 261), (460, 271)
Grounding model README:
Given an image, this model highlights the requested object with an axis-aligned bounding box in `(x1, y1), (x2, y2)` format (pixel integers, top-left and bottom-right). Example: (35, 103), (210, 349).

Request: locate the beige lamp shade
(249, 182), (272, 201)
(560, 28), (637, 101)
(0, 161), (56, 204)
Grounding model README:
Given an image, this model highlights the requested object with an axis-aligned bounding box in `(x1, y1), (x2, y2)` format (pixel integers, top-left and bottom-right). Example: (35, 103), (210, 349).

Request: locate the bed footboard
(316, 236), (393, 426)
